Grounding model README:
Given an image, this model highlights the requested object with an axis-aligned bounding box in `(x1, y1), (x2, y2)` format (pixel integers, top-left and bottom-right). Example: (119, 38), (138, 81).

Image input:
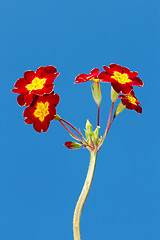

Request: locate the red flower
(75, 68), (100, 84)
(23, 92), (60, 133)
(99, 64), (143, 94)
(119, 90), (142, 113)
(12, 66), (59, 106)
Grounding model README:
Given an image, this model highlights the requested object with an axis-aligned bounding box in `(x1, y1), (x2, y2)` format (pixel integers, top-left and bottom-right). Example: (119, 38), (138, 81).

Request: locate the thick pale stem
(73, 150), (97, 240)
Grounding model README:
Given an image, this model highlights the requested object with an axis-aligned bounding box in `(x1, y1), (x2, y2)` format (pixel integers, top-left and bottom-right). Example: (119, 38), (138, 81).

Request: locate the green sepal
(85, 120), (92, 135)
(70, 142), (82, 149)
(54, 114), (61, 120)
(65, 141), (82, 149)
(91, 82), (102, 105)
(114, 102), (126, 116)
(94, 126), (100, 140)
(111, 86), (118, 103)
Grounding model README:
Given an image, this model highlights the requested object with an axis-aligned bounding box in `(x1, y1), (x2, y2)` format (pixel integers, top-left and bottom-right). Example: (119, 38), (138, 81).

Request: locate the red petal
(33, 85), (54, 95)
(75, 73), (90, 83)
(35, 66), (45, 78)
(14, 78), (27, 88)
(24, 93), (34, 106)
(45, 105), (56, 122)
(41, 121), (50, 132)
(120, 84), (133, 94)
(128, 71), (138, 78)
(24, 118), (32, 124)
(109, 64), (123, 73)
(45, 73), (60, 85)
(134, 105), (142, 113)
(24, 71), (35, 83)
(33, 119), (50, 133)
(37, 66), (58, 79)
(17, 94), (26, 106)
(98, 72), (111, 82)
(33, 120), (42, 133)
(90, 68), (99, 78)
(47, 93), (60, 106)
(12, 88), (21, 93)
(130, 77), (143, 87)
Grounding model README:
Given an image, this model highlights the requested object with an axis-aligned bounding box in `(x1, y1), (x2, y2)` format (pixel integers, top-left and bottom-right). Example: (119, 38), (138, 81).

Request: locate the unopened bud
(85, 120), (92, 135)
(64, 141), (82, 149)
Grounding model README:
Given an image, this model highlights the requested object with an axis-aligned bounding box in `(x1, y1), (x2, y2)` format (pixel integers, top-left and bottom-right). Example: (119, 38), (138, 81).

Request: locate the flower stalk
(97, 102), (114, 151)
(73, 150), (97, 240)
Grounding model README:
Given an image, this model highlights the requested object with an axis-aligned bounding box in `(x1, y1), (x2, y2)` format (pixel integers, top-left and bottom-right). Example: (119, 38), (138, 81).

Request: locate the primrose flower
(12, 66), (59, 106)
(75, 68), (100, 84)
(23, 92), (60, 133)
(119, 90), (142, 113)
(99, 64), (143, 94)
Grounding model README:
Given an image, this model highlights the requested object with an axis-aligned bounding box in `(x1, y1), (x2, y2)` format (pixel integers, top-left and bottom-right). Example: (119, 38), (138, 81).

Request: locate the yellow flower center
(34, 101), (49, 122)
(126, 93), (137, 105)
(111, 71), (131, 84)
(26, 77), (46, 93)
(92, 77), (99, 83)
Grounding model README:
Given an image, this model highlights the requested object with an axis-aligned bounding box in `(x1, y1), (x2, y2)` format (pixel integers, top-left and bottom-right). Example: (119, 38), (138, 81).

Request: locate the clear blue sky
(0, 0), (159, 239)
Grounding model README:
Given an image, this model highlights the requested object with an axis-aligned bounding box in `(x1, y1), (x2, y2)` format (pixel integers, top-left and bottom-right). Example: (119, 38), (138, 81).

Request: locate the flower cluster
(12, 66), (60, 133)
(75, 63), (143, 114)
(12, 63), (143, 136)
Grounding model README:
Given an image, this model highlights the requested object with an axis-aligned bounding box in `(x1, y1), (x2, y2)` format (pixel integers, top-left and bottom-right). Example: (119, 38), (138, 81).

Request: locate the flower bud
(64, 141), (82, 149)
(91, 82), (102, 105)
(85, 120), (92, 135)
(111, 86), (118, 102)
(94, 126), (100, 140)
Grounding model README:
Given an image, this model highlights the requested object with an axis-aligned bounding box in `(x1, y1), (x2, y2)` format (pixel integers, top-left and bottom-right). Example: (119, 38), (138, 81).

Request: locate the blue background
(0, 0), (159, 239)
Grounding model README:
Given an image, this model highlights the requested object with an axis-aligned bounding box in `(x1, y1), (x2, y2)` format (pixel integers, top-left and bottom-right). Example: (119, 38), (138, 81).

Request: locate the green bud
(54, 114), (61, 120)
(65, 141), (82, 149)
(91, 82), (102, 105)
(85, 120), (92, 135)
(114, 102), (126, 116)
(111, 86), (118, 102)
(94, 126), (100, 140)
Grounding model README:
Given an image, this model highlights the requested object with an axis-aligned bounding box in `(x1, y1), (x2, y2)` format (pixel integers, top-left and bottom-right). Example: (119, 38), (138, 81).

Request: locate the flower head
(99, 64), (143, 94)
(75, 68), (100, 84)
(23, 92), (60, 133)
(12, 66), (59, 106)
(119, 90), (142, 113)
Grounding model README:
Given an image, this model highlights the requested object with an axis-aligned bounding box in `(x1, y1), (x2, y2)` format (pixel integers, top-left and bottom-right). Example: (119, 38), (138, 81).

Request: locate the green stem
(73, 150), (97, 240)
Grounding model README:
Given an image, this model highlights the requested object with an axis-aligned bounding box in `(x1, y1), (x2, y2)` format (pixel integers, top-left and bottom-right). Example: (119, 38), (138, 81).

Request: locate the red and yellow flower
(12, 66), (59, 106)
(99, 64), (143, 94)
(119, 90), (142, 113)
(75, 68), (100, 84)
(23, 92), (60, 133)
